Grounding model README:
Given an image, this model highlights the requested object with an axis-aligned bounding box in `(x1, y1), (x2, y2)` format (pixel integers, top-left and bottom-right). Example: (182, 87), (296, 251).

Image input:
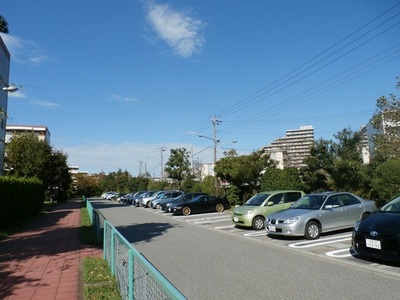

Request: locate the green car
(231, 190), (305, 230)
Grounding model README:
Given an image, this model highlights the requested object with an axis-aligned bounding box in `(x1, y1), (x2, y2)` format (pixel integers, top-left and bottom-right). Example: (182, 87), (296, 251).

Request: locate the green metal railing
(84, 197), (186, 300)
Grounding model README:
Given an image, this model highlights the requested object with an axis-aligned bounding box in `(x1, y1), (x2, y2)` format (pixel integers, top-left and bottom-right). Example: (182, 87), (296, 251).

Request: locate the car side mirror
(324, 205), (333, 209)
(267, 201), (274, 206)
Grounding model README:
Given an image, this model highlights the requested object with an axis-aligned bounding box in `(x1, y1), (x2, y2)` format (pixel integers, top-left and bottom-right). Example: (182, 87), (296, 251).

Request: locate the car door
(320, 195), (347, 231)
(263, 193), (285, 215)
(194, 195), (212, 213)
(283, 192), (303, 209)
(340, 194), (364, 226)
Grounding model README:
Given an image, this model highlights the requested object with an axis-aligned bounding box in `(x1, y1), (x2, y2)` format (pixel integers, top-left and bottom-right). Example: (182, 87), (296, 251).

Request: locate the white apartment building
(5, 125), (51, 144)
(264, 125), (315, 169)
(0, 36), (11, 175)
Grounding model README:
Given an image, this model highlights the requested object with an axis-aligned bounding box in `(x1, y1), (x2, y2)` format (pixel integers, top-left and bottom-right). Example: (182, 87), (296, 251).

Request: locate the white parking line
(194, 217), (232, 224)
(184, 215), (231, 223)
(244, 232), (267, 237)
(214, 225), (235, 229)
(326, 248), (352, 258)
(288, 234), (352, 248)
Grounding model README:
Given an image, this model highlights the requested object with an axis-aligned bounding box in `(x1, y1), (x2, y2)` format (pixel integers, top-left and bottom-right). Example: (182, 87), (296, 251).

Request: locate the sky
(1, 0), (400, 176)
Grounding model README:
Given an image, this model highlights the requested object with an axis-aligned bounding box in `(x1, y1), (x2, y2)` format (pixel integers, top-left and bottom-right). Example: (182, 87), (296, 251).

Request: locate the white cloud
(0, 33), (52, 66)
(146, 3), (206, 58)
(111, 94), (139, 103)
(30, 99), (60, 108)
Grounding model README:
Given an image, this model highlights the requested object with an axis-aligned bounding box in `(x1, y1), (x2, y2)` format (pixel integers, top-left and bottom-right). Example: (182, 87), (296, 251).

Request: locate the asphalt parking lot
(140, 205), (400, 276)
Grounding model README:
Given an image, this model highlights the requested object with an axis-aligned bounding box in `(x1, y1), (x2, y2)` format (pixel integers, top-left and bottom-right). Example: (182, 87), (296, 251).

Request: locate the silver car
(265, 191), (377, 240)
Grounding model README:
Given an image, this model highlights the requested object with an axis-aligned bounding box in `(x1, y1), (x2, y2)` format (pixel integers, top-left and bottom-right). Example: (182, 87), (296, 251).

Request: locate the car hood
(359, 211), (400, 233)
(233, 205), (259, 214)
(267, 208), (315, 219)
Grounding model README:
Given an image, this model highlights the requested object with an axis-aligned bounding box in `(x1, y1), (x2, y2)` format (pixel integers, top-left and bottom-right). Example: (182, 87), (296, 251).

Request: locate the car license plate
(366, 239), (381, 249)
(268, 225), (276, 232)
(233, 217), (238, 222)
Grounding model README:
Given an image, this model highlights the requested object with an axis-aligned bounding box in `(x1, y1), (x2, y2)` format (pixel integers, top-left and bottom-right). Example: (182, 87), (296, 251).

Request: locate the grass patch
(80, 207), (101, 246)
(83, 258), (121, 300)
(81, 204), (121, 300)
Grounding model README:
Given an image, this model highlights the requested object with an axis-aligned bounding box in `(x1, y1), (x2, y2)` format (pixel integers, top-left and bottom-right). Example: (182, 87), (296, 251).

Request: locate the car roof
(257, 190), (304, 194)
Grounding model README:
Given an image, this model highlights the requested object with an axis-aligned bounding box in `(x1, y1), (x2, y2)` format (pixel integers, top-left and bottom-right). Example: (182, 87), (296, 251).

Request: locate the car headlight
(244, 209), (254, 215)
(283, 217), (299, 224)
(354, 220), (361, 232)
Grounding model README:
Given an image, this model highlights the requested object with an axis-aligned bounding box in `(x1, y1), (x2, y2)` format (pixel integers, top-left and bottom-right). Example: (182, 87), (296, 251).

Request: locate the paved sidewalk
(0, 200), (103, 300)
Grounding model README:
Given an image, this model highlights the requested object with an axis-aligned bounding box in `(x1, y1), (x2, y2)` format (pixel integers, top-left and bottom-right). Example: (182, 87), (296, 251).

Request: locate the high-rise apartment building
(264, 125), (314, 169)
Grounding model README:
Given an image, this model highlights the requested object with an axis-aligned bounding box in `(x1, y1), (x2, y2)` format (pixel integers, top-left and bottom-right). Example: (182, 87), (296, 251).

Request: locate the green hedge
(0, 176), (45, 226)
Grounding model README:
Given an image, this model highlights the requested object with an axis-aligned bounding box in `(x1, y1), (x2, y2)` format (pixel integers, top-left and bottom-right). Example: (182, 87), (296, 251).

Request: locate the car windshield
(380, 196), (400, 213)
(244, 194), (270, 206)
(291, 195), (326, 210)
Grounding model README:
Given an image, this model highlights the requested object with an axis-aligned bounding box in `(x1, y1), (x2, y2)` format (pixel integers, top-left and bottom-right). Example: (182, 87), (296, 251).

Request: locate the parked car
(101, 191), (117, 200)
(352, 195), (400, 262)
(143, 190), (180, 208)
(232, 190), (305, 230)
(138, 190), (160, 207)
(170, 194), (229, 215)
(151, 191), (184, 209)
(161, 193), (208, 212)
(132, 191), (155, 206)
(265, 191), (377, 240)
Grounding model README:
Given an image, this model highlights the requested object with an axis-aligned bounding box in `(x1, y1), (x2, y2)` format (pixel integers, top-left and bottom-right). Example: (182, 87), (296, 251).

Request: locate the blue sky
(1, 0), (400, 176)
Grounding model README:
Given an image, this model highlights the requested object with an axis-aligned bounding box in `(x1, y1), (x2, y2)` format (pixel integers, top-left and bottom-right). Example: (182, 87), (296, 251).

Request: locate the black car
(352, 195), (400, 262)
(161, 193), (208, 212)
(170, 194), (229, 215)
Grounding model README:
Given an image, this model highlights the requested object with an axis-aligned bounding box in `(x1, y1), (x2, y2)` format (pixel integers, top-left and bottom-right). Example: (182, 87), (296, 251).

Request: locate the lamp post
(219, 140), (237, 152)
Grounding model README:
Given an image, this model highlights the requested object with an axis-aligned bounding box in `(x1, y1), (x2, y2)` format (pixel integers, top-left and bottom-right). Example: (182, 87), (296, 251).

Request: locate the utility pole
(198, 116), (221, 195)
(159, 147), (166, 179)
(212, 116), (221, 194)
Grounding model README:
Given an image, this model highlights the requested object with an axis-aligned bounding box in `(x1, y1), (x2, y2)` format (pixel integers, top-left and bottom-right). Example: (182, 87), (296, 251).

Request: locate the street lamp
(2, 86), (18, 93)
(219, 140), (237, 150)
(1, 76), (18, 93)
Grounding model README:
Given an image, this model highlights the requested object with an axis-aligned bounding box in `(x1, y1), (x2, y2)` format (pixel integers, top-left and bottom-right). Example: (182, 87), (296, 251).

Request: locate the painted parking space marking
(244, 232), (267, 237)
(184, 215), (231, 223)
(326, 248), (352, 258)
(288, 234), (352, 248)
(214, 225), (235, 229)
(194, 217), (232, 224)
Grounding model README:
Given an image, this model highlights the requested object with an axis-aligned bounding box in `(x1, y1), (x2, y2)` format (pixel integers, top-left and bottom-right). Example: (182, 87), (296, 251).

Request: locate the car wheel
(215, 204), (224, 212)
(156, 204), (161, 209)
(252, 216), (265, 230)
(182, 207), (191, 215)
(305, 221), (321, 240)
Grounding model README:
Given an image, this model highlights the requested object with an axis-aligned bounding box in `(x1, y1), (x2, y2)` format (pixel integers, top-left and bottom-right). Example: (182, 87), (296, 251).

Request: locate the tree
(261, 167), (303, 191)
(331, 128), (364, 192)
(4, 132), (72, 202)
(370, 158), (400, 207)
(0, 15), (9, 34)
(5, 132), (52, 178)
(44, 150), (71, 202)
(301, 138), (335, 192)
(164, 148), (191, 188)
(371, 90), (400, 161)
(215, 149), (273, 203)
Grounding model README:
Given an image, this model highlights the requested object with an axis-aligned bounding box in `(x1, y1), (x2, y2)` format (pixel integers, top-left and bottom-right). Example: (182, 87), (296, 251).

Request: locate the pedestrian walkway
(0, 199), (103, 300)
